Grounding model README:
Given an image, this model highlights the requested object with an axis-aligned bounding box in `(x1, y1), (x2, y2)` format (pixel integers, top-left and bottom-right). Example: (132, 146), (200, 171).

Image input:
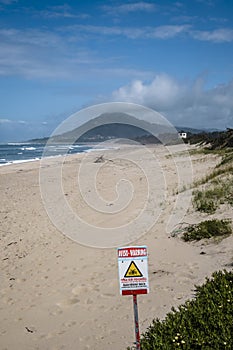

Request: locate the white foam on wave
(84, 146), (119, 153)
(7, 142), (30, 146)
(21, 147), (36, 151)
(12, 157), (40, 164)
(0, 157), (40, 167)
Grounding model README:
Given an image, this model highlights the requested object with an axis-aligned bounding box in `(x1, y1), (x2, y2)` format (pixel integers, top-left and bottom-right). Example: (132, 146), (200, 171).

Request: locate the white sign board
(118, 246), (149, 295)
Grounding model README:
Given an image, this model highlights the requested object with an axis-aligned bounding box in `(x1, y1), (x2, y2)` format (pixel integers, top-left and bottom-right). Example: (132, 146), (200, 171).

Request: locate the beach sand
(0, 144), (232, 350)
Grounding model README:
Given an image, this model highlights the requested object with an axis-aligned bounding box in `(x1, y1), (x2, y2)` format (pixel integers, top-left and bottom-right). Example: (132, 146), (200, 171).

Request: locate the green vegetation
(187, 128), (233, 149)
(216, 151), (233, 167)
(193, 189), (218, 214)
(190, 144), (233, 213)
(193, 177), (233, 213)
(181, 219), (232, 242)
(189, 147), (226, 157)
(193, 163), (233, 188)
(140, 270), (233, 349)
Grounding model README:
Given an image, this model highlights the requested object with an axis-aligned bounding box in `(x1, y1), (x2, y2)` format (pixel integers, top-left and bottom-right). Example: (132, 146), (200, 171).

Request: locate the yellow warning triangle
(124, 261), (143, 278)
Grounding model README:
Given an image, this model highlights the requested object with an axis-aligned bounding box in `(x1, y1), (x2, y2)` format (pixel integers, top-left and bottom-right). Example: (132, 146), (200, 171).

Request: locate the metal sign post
(118, 246), (149, 350)
(133, 293), (140, 350)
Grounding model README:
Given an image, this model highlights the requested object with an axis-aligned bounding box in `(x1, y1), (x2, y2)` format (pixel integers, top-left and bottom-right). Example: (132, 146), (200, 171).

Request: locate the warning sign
(118, 246), (149, 295)
(124, 261), (142, 278)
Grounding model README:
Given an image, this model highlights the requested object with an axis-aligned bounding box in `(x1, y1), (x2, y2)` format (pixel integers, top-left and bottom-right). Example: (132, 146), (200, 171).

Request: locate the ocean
(0, 143), (101, 166)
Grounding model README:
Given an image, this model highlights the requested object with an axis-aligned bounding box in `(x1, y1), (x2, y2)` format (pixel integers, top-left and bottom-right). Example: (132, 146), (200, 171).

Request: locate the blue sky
(0, 0), (233, 141)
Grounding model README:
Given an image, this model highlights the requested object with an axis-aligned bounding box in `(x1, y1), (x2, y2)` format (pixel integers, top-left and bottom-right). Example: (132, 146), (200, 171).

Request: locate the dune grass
(190, 147), (233, 213)
(181, 219), (232, 242)
(192, 177), (233, 214)
(216, 151), (233, 167)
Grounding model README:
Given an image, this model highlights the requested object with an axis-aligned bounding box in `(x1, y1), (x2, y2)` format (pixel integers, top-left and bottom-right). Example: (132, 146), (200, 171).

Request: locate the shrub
(193, 189), (222, 214)
(140, 270), (233, 349)
(193, 178), (233, 213)
(181, 219), (232, 242)
(193, 190), (217, 213)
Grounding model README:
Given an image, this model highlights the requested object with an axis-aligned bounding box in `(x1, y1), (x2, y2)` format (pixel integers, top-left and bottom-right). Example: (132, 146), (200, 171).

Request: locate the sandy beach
(0, 143), (232, 350)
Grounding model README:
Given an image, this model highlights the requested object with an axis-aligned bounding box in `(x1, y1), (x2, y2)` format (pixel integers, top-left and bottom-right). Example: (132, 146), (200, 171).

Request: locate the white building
(178, 132), (187, 139)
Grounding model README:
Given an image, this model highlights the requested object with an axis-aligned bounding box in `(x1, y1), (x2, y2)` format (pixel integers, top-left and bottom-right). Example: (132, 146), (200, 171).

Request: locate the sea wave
(0, 143), (116, 167)
(21, 147), (36, 151)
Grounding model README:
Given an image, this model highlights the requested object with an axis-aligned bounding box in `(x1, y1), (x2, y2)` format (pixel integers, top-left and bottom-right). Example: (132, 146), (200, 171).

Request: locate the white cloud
(0, 29), (151, 80)
(0, 118), (12, 123)
(0, 27), (95, 79)
(39, 5), (90, 19)
(148, 25), (189, 39)
(112, 74), (186, 108)
(71, 24), (189, 40)
(112, 75), (233, 129)
(66, 24), (233, 42)
(0, 23), (233, 81)
(103, 2), (156, 14)
(191, 28), (233, 42)
(0, 119), (28, 124)
(0, 28), (62, 47)
(0, 24), (189, 79)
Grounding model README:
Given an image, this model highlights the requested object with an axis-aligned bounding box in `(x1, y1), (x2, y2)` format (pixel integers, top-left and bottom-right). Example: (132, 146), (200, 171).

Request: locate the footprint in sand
(56, 297), (80, 308)
(71, 285), (90, 295)
(101, 292), (115, 297)
(63, 320), (76, 328)
(85, 298), (93, 305)
(49, 308), (63, 316)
